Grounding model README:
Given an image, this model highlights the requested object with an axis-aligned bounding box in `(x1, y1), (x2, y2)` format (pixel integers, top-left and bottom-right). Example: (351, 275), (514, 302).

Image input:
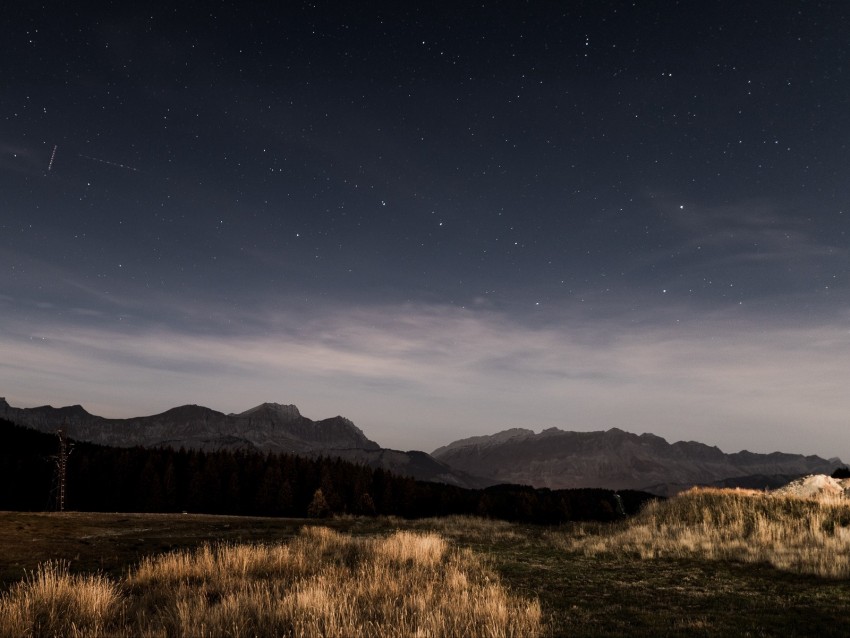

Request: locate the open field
(0, 524), (540, 637)
(2, 494), (850, 637)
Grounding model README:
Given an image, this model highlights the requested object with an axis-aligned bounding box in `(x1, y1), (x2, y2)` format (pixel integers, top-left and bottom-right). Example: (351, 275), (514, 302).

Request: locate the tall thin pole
(55, 426), (72, 512)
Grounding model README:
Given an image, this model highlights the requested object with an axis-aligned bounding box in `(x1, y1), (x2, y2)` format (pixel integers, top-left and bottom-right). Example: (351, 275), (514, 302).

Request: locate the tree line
(0, 418), (654, 523)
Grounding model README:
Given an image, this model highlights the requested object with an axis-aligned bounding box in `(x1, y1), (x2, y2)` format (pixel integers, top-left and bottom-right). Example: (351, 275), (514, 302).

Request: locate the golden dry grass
(0, 526), (541, 638)
(563, 487), (850, 578)
(0, 561), (120, 637)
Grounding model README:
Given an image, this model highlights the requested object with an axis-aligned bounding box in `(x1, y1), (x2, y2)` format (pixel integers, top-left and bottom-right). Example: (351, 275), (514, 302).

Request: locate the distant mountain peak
(155, 404), (223, 420)
(431, 427), (535, 456)
(235, 403), (302, 421)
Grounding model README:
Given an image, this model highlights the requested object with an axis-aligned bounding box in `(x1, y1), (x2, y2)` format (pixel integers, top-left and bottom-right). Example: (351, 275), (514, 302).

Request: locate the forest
(0, 418), (654, 523)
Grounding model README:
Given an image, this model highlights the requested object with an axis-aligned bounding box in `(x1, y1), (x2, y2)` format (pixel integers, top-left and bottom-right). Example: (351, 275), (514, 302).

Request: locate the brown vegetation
(4, 510), (850, 636)
(564, 487), (850, 578)
(0, 561), (119, 637)
(0, 526), (541, 638)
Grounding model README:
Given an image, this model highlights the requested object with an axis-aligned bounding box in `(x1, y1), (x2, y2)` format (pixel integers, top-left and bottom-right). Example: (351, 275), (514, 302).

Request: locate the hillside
(432, 427), (841, 493)
(0, 399), (377, 453)
(0, 398), (488, 488)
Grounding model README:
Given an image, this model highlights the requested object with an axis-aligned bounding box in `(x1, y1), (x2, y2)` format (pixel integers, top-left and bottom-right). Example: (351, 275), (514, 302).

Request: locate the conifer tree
(307, 488), (330, 518)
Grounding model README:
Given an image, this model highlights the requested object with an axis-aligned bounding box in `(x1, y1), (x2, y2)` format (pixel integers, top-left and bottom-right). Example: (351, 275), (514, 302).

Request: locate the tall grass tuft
(565, 488), (850, 578)
(0, 560), (120, 638)
(0, 527), (541, 637)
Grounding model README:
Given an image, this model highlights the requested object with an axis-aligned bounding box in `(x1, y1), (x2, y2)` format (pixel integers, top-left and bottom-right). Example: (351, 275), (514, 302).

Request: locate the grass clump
(0, 560), (119, 637)
(0, 526), (541, 638)
(566, 487), (850, 578)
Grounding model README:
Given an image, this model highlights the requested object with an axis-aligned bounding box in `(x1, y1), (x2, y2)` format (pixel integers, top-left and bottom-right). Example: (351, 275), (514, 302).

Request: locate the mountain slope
(0, 398), (378, 454)
(0, 398), (489, 488)
(432, 427), (841, 493)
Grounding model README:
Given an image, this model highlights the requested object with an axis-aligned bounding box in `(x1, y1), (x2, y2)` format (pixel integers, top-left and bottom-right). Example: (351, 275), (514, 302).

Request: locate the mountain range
(0, 398), (490, 489)
(2, 397), (842, 495)
(431, 427), (842, 494)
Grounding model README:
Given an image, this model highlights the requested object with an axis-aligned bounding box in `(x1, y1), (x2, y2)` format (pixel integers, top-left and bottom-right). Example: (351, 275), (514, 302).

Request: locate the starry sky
(2, 2), (849, 460)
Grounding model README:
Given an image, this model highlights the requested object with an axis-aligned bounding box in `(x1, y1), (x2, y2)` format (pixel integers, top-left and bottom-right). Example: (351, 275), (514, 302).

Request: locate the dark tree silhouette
(307, 488), (331, 518)
(0, 418), (657, 523)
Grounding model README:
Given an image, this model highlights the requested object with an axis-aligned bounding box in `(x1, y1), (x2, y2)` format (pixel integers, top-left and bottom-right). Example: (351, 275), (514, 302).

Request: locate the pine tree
(356, 492), (376, 516)
(307, 488), (331, 518)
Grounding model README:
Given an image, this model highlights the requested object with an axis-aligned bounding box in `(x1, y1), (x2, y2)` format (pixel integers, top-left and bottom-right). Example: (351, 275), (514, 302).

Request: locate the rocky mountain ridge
(0, 398), (377, 454)
(6, 396), (839, 495)
(432, 426), (842, 494)
(0, 398), (490, 489)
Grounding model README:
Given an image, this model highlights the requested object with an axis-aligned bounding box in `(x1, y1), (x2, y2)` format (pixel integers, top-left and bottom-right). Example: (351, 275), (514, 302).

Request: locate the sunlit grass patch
(564, 487), (850, 578)
(0, 527), (541, 638)
(0, 560), (120, 638)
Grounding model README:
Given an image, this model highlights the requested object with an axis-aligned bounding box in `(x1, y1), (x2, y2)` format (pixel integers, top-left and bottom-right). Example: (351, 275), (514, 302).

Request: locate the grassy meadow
(2, 488), (850, 636)
(565, 487), (850, 578)
(0, 525), (540, 637)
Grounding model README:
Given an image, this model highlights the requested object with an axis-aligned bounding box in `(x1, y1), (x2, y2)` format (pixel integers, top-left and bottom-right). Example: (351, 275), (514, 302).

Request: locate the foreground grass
(2, 509), (850, 636)
(0, 526), (540, 638)
(565, 487), (850, 578)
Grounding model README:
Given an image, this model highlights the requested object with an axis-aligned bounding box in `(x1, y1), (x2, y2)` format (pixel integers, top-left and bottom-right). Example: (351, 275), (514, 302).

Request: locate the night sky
(3, 2), (849, 459)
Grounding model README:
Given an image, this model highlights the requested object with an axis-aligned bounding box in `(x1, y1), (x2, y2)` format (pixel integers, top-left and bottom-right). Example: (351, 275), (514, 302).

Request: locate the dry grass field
(564, 487), (850, 578)
(2, 489), (850, 637)
(0, 524), (540, 637)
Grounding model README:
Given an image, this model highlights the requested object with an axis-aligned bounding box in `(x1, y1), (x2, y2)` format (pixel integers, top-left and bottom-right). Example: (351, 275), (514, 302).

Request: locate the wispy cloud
(673, 198), (839, 262)
(2, 301), (849, 459)
(623, 195), (846, 305)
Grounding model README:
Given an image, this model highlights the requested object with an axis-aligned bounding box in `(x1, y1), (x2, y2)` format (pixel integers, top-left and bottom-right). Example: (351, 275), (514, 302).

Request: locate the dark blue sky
(2, 2), (849, 458)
